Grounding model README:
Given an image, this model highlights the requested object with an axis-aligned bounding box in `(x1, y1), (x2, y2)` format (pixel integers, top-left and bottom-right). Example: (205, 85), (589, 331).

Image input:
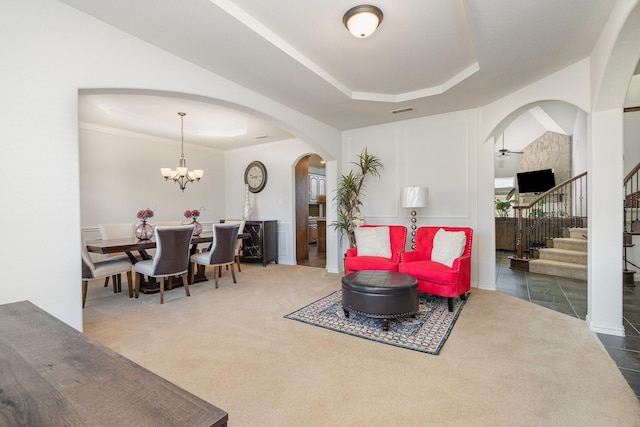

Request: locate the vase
(191, 219), (202, 236)
(135, 220), (154, 240)
(242, 184), (252, 221)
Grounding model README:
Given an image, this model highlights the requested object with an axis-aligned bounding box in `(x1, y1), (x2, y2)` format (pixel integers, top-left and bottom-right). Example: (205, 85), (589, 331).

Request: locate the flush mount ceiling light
(343, 5), (383, 38)
(160, 112), (204, 192)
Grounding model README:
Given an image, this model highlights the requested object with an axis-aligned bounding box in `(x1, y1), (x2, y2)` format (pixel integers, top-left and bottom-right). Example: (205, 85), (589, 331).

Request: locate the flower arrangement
(184, 209), (200, 220)
(136, 208), (154, 221)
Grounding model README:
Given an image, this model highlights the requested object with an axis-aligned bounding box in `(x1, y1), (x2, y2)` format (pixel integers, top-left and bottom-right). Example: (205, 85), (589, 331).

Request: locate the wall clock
(244, 161), (268, 193)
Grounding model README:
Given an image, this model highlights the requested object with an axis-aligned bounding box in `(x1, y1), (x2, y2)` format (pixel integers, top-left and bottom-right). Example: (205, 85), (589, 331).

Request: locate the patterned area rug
(285, 290), (467, 355)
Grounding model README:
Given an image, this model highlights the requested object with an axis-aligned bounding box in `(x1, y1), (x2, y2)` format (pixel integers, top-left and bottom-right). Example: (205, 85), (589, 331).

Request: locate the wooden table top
(87, 233), (249, 255)
(0, 301), (228, 426)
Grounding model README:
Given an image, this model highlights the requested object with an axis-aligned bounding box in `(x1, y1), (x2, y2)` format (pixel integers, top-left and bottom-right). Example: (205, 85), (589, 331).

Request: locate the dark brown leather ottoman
(341, 271), (418, 331)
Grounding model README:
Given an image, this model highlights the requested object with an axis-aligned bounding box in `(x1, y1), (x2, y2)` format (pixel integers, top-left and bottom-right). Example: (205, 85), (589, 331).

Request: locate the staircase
(509, 162), (640, 282)
(528, 228), (588, 281)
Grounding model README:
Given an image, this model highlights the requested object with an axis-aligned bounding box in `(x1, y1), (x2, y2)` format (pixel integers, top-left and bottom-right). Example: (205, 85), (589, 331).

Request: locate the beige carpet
(83, 264), (640, 426)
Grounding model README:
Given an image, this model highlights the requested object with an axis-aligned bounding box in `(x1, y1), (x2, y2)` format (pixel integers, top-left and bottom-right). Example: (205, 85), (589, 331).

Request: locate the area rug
(284, 290), (467, 355)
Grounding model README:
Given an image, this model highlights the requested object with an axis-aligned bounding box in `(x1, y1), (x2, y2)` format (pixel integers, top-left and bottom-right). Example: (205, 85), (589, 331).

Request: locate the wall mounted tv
(516, 169), (555, 194)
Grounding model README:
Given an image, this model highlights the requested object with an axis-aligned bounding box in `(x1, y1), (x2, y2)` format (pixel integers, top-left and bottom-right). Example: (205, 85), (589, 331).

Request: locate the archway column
(587, 108), (624, 336)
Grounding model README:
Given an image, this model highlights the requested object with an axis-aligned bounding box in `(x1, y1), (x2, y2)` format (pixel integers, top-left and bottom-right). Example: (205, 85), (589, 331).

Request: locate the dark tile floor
(495, 251), (640, 398)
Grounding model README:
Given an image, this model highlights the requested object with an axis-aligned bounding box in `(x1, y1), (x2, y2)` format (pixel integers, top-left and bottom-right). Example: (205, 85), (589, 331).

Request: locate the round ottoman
(341, 271), (418, 331)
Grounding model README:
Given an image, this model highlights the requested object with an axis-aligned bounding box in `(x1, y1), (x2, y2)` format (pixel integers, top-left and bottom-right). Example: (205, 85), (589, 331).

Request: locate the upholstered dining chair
(190, 224), (240, 288)
(221, 219), (246, 272)
(134, 225), (194, 304)
(153, 221), (184, 226)
(98, 222), (136, 245)
(81, 240), (133, 308)
(98, 222), (136, 290)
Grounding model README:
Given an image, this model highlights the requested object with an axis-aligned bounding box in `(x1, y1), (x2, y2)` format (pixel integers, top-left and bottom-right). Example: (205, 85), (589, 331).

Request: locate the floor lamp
(401, 186), (429, 250)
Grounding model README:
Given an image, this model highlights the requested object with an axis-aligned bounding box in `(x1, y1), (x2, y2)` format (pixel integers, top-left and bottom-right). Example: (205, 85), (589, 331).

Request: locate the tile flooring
(495, 251), (640, 398)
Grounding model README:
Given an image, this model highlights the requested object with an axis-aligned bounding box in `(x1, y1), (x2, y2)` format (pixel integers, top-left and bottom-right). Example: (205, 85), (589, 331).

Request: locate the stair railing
(623, 162), (640, 273)
(624, 162), (640, 233)
(513, 172), (587, 259)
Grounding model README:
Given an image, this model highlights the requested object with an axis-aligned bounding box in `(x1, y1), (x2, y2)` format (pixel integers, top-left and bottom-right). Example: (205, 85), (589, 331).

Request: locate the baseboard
(475, 283), (497, 291)
(586, 315), (625, 337)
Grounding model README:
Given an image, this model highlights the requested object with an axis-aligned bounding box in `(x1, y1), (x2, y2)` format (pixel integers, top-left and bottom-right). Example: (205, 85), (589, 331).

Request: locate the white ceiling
(63, 0), (617, 151)
(79, 92), (293, 150)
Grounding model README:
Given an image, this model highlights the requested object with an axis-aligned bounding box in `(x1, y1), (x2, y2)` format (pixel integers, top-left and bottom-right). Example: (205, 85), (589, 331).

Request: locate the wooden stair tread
(539, 248), (586, 255)
(529, 259), (587, 269)
(554, 237), (587, 242)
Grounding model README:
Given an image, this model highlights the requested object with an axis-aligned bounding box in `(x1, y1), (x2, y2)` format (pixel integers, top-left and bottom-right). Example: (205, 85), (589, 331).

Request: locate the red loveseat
(344, 225), (407, 274)
(399, 226), (473, 312)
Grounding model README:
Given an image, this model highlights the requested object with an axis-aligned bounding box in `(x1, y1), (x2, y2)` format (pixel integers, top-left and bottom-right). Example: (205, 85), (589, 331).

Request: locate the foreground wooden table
(0, 301), (228, 426)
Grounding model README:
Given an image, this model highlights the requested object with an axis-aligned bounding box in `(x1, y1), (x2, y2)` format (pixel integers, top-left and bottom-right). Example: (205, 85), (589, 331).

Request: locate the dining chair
(153, 221), (184, 226)
(190, 224), (240, 288)
(148, 222), (184, 257)
(134, 225), (194, 304)
(98, 222), (136, 291)
(222, 219), (246, 272)
(81, 239), (133, 308)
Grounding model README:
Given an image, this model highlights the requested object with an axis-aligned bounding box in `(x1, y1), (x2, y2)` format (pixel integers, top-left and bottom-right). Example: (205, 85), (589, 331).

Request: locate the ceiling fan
(496, 133), (523, 158)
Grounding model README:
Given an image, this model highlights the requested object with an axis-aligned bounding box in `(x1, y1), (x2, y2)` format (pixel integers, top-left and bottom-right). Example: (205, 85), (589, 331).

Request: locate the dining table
(86, 232), (249, 294)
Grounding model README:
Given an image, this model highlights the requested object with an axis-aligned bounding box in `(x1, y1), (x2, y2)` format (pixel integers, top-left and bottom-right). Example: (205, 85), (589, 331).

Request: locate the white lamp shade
(346, 12), (380, 38)
(160, 168), (172, 178)
(193, 169), (204, 179)
(401, 186), (428, 208)
(343, 5), (383, 38)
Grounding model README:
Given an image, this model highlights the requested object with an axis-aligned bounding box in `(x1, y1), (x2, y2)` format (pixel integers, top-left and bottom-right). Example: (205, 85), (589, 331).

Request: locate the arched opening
(491, 100), (589, 316)
(294, 153), (326, 268)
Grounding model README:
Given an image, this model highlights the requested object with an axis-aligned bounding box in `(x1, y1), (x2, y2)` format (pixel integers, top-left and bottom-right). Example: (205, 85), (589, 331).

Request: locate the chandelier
(160, 112), (204, 191)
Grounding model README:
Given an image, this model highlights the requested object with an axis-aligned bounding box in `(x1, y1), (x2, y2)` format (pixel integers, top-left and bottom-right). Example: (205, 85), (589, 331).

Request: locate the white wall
(224, 138), (339, 270)
(622, 111), (640, 273)
(624, 111), (640, 171)
(80, 124), (226, 227)
(572, 109), (589, 175)
(0, 0), (340, 330)
(481, 60), (591, 143)
(342, 109), (482, 287)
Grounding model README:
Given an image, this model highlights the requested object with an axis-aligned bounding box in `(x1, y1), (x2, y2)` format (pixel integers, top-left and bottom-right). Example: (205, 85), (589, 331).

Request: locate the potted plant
(331, 148), (383, 247)
(495, 188), (516, 218)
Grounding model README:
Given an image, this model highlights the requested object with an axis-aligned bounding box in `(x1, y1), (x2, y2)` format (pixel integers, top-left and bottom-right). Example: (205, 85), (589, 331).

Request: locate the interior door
(295, 156), (310, 263)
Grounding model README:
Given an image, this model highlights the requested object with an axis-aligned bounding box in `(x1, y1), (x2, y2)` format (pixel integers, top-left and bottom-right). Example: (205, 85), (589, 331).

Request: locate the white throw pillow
(431, 228), (466, 268)
(355, 226), (391, 258)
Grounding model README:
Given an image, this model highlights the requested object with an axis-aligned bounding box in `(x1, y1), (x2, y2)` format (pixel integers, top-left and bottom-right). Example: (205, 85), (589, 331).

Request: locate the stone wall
(519, 131), (572, 184)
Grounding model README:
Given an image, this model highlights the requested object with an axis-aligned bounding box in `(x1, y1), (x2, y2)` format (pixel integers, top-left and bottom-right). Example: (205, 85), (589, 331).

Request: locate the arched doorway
(492, 101), (589, 318)
(294, 154), (326, 268)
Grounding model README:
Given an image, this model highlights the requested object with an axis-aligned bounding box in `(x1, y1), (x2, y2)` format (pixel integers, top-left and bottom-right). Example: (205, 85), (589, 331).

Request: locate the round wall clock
(244, 161), (268, 193)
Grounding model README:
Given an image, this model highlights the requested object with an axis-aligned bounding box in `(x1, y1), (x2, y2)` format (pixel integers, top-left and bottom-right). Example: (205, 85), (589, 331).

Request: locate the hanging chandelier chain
(179, 111), (186, 157)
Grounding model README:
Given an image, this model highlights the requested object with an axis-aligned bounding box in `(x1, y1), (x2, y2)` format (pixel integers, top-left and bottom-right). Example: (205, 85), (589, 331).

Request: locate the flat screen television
(516, 169), (555, 194)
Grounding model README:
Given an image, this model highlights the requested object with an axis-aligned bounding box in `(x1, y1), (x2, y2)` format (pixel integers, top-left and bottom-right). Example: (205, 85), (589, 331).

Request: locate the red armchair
(344, 225), (407, 274)
(399, 226), (473, 312)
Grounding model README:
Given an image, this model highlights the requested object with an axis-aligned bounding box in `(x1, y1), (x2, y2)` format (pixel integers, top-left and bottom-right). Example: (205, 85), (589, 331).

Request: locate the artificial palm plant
(332, 148), (383, 247)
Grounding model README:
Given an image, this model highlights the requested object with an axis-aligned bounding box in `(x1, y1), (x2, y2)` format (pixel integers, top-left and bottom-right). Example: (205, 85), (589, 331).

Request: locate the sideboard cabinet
(241, 220), (278, 266)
